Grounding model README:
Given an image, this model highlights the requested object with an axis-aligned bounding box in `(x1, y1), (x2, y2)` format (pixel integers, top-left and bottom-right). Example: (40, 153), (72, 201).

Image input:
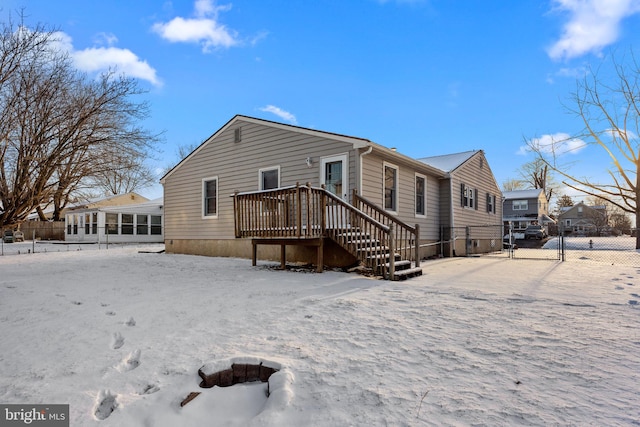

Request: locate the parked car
(2, 229), (24, 243)
(3, 229), (14, 243)
(524, 225), (547, 240)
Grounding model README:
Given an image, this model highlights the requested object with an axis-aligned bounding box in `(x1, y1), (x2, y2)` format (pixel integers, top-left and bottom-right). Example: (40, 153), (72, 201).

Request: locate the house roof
(98, 197), (163, 214)
(502, 189), (544, 200)
(161, 114), (447, 182)
(416, 150), (479, 173)
(67, 197), (163, 214)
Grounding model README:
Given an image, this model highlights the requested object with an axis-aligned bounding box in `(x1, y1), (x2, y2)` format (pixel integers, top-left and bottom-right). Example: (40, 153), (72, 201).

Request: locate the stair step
(358, 246), (390, 255)
(392, 267), (423, 281)
(384, 260), (412, 271)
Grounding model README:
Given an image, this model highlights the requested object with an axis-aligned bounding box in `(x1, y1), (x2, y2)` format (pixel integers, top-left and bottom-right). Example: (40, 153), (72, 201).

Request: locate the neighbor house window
(85, 213), (91, 234)
(137, 214), (148, 235)
(384, 163), (398, 212)
(461, 184), (477, 209)
(259, 166), (280, 190)
(151, 215), (162, 235)
(203, 177), (218, 217)
(415, 174), (426, 216)
(512, 200), (528, 210)
(105, 213), (119, 234)
(122, 214), (134, 235)
(92, 212), (98, 234)
(487, 193), (496, 214)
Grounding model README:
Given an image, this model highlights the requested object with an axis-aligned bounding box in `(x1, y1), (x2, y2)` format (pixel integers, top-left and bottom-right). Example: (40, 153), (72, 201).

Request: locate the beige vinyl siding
(163, 119), (356, 240)
(450, 152), (502, 228)
(360, 151), (441, 240)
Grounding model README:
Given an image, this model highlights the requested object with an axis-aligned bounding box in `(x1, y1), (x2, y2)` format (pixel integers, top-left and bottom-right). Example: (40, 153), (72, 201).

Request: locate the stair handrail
(352, 190), (420, 267)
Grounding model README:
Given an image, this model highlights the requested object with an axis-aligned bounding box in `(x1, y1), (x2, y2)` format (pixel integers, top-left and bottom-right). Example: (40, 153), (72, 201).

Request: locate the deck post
(233, 191), (240, 238)
(296, 183), (302, 238)
(388, 223), (395, 280)
(252, 240), (257, 266)
(317, 238), (324, 273)
(415, 223), (421, 267)
(280, 244), (286, 270)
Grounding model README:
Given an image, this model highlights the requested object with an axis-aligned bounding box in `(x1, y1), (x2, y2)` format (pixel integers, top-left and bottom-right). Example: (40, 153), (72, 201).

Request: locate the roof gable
(161, 115), (372, 182)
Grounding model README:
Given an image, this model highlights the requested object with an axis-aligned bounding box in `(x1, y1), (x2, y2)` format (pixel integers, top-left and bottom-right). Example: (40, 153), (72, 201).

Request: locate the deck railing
(232, 184), (399, 278)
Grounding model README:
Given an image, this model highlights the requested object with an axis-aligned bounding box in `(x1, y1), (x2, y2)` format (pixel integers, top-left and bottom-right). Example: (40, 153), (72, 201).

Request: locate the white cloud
(259, 105), (297, 124)
(518, 133), (587, 156)
(52, 31), (161, 87)
(73, 47), (161, 86)
(152, 0), (238, 51)
(548, 0), (640, 60)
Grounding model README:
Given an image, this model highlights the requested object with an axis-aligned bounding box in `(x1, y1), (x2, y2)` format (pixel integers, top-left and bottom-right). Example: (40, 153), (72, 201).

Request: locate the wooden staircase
(333, 227), (422, 281)
(233, 184), (422, 280)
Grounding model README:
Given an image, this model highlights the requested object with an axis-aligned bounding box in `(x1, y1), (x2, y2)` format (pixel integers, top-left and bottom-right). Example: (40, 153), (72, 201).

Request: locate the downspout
(358, 145), (373, 197)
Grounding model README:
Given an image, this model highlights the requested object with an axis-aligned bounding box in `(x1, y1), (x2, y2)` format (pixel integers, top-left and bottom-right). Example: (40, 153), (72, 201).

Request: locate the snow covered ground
(0, 242), (638, 426)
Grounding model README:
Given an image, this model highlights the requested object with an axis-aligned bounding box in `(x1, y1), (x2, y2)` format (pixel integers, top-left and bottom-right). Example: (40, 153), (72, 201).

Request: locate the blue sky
(4, 0), (640, 201)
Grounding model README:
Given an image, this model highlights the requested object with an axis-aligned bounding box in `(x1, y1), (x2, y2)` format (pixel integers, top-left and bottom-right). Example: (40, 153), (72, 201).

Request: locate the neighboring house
(503, 189), (554, 233)
(65, 195), (163, 243)
(558, 202), (607, 236)
(161, 115), (503, 277)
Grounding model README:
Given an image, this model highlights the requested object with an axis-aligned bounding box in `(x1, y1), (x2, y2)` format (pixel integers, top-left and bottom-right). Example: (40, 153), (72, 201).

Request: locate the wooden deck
(233, 184), (421, 280)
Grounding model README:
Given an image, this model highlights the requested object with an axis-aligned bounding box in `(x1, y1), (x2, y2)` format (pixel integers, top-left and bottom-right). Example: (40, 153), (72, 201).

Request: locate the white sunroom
(65, 198), (163, 243)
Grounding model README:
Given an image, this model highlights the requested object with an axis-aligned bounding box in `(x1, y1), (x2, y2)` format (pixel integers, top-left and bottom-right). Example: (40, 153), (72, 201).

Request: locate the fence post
(414, 224), (420, 267)
(465, 226), (471, 256)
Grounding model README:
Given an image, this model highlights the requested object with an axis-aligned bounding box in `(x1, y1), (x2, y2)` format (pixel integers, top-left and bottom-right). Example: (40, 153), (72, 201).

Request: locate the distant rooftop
(503, 189), (544, 199)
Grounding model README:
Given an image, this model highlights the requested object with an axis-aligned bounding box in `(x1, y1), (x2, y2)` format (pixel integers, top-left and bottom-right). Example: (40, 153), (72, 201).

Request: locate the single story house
(161, 115), (502, 278)
(65, 197), (163, 243)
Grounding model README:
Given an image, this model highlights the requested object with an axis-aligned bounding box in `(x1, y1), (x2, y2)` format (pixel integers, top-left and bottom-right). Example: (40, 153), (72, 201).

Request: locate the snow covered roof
(503, 189), (544, 200)
(416, 150), (479, 173)
(96, 197), (163, 214)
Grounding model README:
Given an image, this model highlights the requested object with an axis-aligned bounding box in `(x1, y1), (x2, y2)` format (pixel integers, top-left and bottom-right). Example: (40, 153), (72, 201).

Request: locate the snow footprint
(93, 389), (118, 420)
(111, 332), (125, 350)
(117, 349), (141, 372)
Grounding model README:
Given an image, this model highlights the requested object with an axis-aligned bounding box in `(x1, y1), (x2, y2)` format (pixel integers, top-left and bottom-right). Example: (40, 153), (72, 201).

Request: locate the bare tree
(0, 17), (159, 226)
(519, 158), (557, 201)
(528, 50), (640, 248)
(502, 178), (525, 192)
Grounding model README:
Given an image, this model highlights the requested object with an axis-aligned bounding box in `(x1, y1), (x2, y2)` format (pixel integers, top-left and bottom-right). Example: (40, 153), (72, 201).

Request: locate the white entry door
(321, 154), (349, 228)
(320, 154), (348, 201)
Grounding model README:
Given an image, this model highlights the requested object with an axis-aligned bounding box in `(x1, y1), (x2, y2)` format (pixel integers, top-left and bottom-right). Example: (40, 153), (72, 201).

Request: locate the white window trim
(462, 184), (476, 209)
(415, 173), (427, 218)
(383, 161), (399, 214)
(258, 165), (281, 190)
(512, 200), (528, 211)
(202, 176), (219, 219)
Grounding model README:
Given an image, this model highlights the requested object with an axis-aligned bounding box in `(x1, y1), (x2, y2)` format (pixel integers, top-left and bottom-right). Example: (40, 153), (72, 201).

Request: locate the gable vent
(234, 128), (242, 143)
